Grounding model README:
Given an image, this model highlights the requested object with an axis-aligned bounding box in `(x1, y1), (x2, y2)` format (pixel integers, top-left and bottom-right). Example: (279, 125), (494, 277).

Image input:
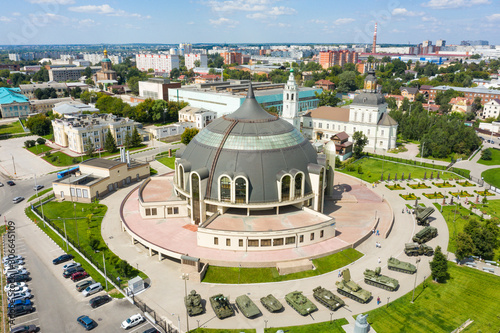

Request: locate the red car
(71, 271), (89, 282)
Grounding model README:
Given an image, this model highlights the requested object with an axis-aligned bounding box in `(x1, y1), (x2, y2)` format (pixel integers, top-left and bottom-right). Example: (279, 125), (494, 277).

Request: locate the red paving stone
(141, 177), (180, 202)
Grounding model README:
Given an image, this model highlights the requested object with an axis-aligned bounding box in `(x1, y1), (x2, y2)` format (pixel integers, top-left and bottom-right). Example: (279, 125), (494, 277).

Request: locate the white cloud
(28, 0), (75, 4)
(187, 21), (195, 25)
(12, 12), (21, 16)
(268, 22), (291, 28)
(310, 19), (327, 24)
(28, 12), (69, 25)
(78, 19), (95, 25)
(0, 16), (14, 22)
(209, 17), (238, 27)
(486, 13), (500, 21)
(334, 18), (355, 25)
(246, 5), (296, 19)
(205, 0), (273, 12)
(422, 16), (438, 22)
(69, 4), (150, 19)
(391, 28), (405, 33)
(422, 0), (490, 9)
(391, 8), (424, 16)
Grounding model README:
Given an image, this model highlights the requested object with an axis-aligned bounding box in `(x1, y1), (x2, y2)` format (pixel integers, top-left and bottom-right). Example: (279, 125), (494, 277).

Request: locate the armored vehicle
(363, 267), (399, 291)
(285, 291), (317, 316)
(260, 294), (283, 313)
(312, 286), (345, 311)
(184, 290), (204, 316)
(412, 226), (438, 244)
(404, 242), (434, 256)
(235, 295), (261, 318)
(335, 269), (372, 304)
(415, 206), (435, 226)
(387, 257), (417, 274)
(209, 294), (234, 319)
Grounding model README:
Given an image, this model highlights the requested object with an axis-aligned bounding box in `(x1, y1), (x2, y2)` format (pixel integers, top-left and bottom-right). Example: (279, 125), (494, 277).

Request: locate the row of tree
(455, 217), (499, 261)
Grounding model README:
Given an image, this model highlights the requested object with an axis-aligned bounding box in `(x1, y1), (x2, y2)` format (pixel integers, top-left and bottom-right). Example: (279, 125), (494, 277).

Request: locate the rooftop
(19, 82), (67, 91)
(432, 85), (500, 94)
(54, 173), (103, 187)
(304, 106), (350, 122)
(0, 87), (29, 105)
(80, 158), (123, 169)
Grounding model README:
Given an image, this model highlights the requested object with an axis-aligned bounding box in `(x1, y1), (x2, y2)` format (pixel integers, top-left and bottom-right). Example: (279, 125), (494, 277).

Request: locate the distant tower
(282, 68), (300, 129)
(372, 22), (377, 54)
(324, 140), (336, 197)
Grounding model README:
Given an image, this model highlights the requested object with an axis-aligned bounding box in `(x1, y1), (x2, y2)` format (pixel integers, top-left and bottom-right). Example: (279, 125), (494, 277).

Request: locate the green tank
(285, 291), (318, 316)
(387, 257), (417, 274)
(260, 294), (283, 313)
(363, 267), (399, 291)
(312, 286), (345, 311)
(184, 290), (204, 316)
(412, 226), (438, 244)
(404, 242), (434, 256)
(335, 269), (372, 304)
(235, 295), (261, 318)
(415, 206), (435, 226)
(209, 294), (234, 319)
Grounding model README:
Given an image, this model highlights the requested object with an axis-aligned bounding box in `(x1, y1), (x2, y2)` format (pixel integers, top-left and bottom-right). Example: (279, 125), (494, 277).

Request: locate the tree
(481, 149), (492, 160)
(82, 66), (93, 79)
(124, 131), (132, 148)
(315, 90), (341, 107)
(194, 60), (201, 67)
(429, 246), (449, 282)
(84, 138), (94, 157)
(26, 114), (51, 136)
(455, 232), (476, 261)
(352, 131), (368, 158)
(127, 76), (140, 95)
(36, 137), (46, 145)
(337, 71), (357, 93)
(104, 130), (117, 153)
(32, 67), (49, 82)
(181, 128), (199, 145)
(130, 127), (142, 147)
(170, 68), (180, 79)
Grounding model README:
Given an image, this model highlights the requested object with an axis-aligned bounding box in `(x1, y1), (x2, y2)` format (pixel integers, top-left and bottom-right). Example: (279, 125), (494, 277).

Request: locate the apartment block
(135, 54), (180, 74)
(319, 51), (358, 69)
(185, 54), (207, 70)
(49, 66), (100, 82)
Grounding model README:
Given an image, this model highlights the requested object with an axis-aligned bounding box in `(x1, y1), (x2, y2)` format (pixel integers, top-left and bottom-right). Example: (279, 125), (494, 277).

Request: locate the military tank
(285, 291), (317, 316)
(405, 242), (434, 256)
(235, 295), (261, 318)
(387, 257), (417, 274)
(184, 290), (204, 316)
(312, 286), (345, 311)
(209, 294), (234, 319)
(260, 294), (284, 313)
(412, 226), (438, 244)
(363, 267), (399, 291)
(336, 269), (372, 304)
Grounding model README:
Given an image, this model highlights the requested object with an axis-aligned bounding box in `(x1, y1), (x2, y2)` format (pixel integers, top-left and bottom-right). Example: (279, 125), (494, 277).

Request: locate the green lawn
(26, 143), (53, 155)
(475, 199), (500, 219)
(340, 158), (459, 184)
(482, 168), (500, 189)
(203, 248), (363, 284)
(365, 265), (500, 333)
(477, 148), (500, 166)
(189, 329), (255, 333)
(264, 318), (348, 333)
(0, 121), (24, 135)
(157, 155), (175, 169)
(28, 187), (52, 202)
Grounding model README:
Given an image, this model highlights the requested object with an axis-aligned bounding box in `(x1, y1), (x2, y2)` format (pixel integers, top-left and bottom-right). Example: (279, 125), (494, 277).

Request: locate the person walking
(377, 296), (381, 305)
(378, 257), (381, 264)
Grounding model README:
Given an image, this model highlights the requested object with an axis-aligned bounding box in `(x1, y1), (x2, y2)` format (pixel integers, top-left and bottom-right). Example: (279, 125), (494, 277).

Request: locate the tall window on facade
(281, 175), (291, 201)
(191, 173), (201, 225)
(318, 168), (324, 212)
(235, 178), (247, 203)
(178, 165), (184, 189)
(295, 173), (303, 198)
(220, 176), (231, 202)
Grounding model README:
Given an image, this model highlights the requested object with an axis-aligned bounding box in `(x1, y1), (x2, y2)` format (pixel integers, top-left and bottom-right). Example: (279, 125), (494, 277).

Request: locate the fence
(135, 299), (177, 333)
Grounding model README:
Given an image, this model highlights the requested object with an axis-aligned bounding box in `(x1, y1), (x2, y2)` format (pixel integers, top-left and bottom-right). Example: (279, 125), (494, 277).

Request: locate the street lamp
(171, 313), (181, 333)
(411, 258), (421, 303)
(103, 251), (108, 291)
(59, 216), (69, 251)
(265, 320), (268, 329)
(182, 273), (190, 333)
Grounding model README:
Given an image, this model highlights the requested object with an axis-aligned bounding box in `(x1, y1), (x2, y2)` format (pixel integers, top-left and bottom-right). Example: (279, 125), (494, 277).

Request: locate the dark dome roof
(177, 83), (319, 203)
(353, 92), (386, 106)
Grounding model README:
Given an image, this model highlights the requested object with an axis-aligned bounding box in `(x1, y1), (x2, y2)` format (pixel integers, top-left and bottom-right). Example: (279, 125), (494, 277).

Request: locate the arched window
(235, 178), (247, 203)
(354, 112), (358, 121)
(295, 173), (303, 198)
(178, 164), (185, 189)
(318, 168), (324, 212)
(281, 175), (291, 201)
(191, 173), (200, 224)
(287, 93), (289, 100)
(291, 93), (294, 100)
(220, 176), (231, 202)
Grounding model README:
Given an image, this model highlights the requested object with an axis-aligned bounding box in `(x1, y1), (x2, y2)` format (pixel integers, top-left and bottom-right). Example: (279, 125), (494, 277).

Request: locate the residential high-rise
(185, 54), (208, 70)
(135, 53), (180, 74)
(221, 52), (243, 65)
(319, 51), (358, 69)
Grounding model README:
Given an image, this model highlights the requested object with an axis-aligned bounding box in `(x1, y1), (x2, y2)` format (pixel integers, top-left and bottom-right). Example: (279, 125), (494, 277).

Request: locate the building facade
(30, 97), (74, 114)
(221, 52), (243, 65)
(319, 50), (359, 69)
(178, 106), (217, 129)
(185, 54), (207, 70)
(19, 82), (68, 99)
(428, 86), (500, 105)
(0, 88), (30, 118)
(138, 78), (181, 101)
(135, 53), (180, 74)
(482, 99), (500, 119)
(49, 67), (100, 82)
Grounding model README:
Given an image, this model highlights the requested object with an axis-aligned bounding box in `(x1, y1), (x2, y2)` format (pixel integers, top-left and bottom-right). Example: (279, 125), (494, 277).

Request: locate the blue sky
(1, 0), (499, 45)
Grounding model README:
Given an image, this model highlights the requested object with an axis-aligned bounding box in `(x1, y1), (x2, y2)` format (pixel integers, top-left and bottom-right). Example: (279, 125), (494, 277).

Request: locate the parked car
(3, 255), (24, 264)
(12, 197), (24, 204)
(6, 286), (29, 294)
(9, 324), (37, 333)
(7, 274), (31, 283)
(77, 315), (97, 330)
(4, 265), (24, 274)
(6, 269), (28, 277)
(8, 299), (31, 308)
(53, 254), (74, 265)
(63, 266), (84, 278)
(71, 271), (89, 282)
(7, 180), (15, 186)
(121, 314), (144, 329)
(3, 258), (25, 266)
(63, 262), (81, 271)
(8, 304), (35, 318)
(89, 295), (111, 308)
(76, 280), (94, 292)
(0, 182), (3, 187)
(82, 283), (102, 297)
(142, 329), (160, 333)
(4, 282), (26, 292)
(33, 185), (44, 191)
(8, 292), (32, 303)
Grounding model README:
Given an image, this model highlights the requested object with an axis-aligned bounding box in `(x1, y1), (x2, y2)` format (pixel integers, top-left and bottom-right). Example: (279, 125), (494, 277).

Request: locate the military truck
(335, 269), (372, 304)
(412, 226), (438, 244)
(285, 291), (317, 316)
(363, 267), (399, 291)
(415, 206), (435, 226)
(404, 242), (434, 256)
(184, 290), (204, 316)
(260, 294), (283, 313)
(313, 286), (345, 311)
(235, 295), (261, 318)
(387, 257), (417, 274)
(209, 294), (234, 319)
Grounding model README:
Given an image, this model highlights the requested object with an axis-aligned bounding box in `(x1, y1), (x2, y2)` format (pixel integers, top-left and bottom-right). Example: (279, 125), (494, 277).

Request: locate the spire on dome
(246, 81), (255, 99)
(104, 49), (108, 57)
(225, 82), (275, 121)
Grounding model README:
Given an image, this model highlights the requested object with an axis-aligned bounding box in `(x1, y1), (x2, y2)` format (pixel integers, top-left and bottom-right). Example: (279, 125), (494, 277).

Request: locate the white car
(62, 262), (81, 270)
(3, 265), (24, 274)
(3, 259), (24, 267)
(3, 255), (23, 264)
(121, 313), (144, 329)
(4, 282), (26, 292)
(12, 196), (24, 204)
(0, 182), (3, 187)
(6, 286), (29, 294)
(8, 291), (31, 302)
(6, 268), (28, 277)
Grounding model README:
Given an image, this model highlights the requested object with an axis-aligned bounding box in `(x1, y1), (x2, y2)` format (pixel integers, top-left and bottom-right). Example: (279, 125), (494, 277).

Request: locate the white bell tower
(282, 68), (300, 129)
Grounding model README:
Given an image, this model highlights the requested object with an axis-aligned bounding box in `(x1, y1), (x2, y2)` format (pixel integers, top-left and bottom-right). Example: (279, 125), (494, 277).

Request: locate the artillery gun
(312, 286), (345, 311)
(235, 295), (261, 318)
(412, 226), (438, 244)
(260, 294), (283, 313)
(404, 242), (434, 256)
(387, 257), (417, 274)
(184, 290), (204, 316)
(285, 291), (317, 316)
(415, 206), (435, 226)
(335, 269), (372, 304)
(209, 294), (234, 319)
(363, 267), (399, 291)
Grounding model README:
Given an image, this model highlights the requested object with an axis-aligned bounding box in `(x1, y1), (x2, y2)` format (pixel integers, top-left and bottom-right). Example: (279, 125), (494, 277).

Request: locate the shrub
(45, 151), (52, 157)
(72, 158), (79, 164)
(36, 137), (46, 145)
(357, 165), (363, 174)
(89, 238), (100, 251)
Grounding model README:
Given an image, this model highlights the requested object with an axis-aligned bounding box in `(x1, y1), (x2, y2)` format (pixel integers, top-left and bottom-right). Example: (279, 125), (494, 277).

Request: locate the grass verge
(482, 167), (500, 189)
(477, 148), (500, 166)
(202, 248), (363, 284)
(25, 143), (52, 155)
(189, 329), (255, 333)
(264, 318), (348, 333)
(27, 187), (52, 202)
(0, 121), (24, 135)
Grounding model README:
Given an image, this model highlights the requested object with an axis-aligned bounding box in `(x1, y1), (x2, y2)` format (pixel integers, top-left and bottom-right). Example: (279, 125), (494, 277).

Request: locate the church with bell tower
(95, 50), (118, 86)
(282, 68), (300, 130)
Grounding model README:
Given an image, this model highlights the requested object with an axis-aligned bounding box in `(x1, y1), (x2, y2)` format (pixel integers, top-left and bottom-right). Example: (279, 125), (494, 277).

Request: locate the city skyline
(1, 0), (499, 45)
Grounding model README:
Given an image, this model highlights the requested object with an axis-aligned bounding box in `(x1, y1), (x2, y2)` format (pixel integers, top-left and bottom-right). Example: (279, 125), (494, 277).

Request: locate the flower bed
(432, 181), (455, 188)
(474, 190), (495, 196)
(423, 192), (447, 199)
(386, 184), (405, 190)
(456, 180), (475, 187)
(399, 193), (420, 200)
(408, 183), (431, 189)
(449, 190), (473, 198)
